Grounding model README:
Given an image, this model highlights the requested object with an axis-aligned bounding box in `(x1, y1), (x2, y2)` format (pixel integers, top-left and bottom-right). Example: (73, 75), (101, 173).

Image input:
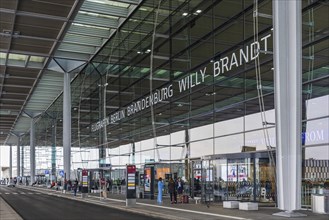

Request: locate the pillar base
(273, 211), (307, 218)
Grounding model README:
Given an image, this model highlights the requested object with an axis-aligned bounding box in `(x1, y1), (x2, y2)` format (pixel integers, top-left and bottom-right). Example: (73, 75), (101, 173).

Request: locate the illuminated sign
(92, 33), (272, 132)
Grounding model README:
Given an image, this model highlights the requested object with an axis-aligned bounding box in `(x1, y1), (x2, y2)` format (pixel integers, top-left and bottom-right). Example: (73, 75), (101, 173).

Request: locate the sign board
(59, 170), (64, 177)
(126, 165), (136, 199)
(45, 170), (49, 175)
(81, 169), (88, 193)
(144, 165), (155, 199)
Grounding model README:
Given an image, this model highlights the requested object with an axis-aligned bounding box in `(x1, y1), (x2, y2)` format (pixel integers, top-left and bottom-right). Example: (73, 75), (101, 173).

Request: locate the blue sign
(100, 164), (111, 168)
(45, 170), (49, 175)
(59, 170), (64, 177)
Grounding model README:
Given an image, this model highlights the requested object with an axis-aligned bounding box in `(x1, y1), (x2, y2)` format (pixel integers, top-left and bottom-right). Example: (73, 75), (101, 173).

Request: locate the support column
(132, 142), (135, 164)
(99, 77), (107, 168)
(51, 119), (57, 182)
(9, 144), (12, 178)
(63, 71), (71, 180)
(21, 145), (24, 177)
(17, 138), (21, 177)
(30, 118), (35, 185)
(273, 0), (304, 216)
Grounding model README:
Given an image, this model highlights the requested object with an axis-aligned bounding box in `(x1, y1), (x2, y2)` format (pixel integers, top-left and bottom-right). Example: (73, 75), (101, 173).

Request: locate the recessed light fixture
(182, 12), (188, 16)
(206, 92), (216, 96)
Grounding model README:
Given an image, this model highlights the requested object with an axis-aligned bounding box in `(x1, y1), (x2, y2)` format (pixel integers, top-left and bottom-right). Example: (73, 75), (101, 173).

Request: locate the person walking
(73, 179), (78, 196)
(168, 177), (177, 204)
(157, 177), (164, 205)
(176, 177), (184, 203)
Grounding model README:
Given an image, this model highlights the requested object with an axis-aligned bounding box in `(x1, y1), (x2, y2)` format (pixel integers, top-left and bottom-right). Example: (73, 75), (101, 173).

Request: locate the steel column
(51, 119), (57, 182)
(273, 0), (303, 214)
(30, 118), (35, 184)
(63, 71), (71, 180)
(9, 144), (12, 178)
(17, 137), (21, 177)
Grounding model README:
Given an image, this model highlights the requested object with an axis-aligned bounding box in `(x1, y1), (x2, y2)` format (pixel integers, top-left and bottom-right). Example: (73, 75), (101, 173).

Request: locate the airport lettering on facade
(92, 33), (272, 132)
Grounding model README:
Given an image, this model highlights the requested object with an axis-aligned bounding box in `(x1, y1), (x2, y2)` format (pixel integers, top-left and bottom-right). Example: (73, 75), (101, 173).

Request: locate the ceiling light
(145, 49), (151, 53)
(182, 12), (188, 16)
(177, 103), (183, 107)
(158, 112), (162, 116)
(137, 51), (142, 54)
(196, 10), (202, 14)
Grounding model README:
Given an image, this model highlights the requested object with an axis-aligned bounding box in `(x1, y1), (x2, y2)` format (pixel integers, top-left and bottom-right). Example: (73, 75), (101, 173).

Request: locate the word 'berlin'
(92, 33), (272, 132)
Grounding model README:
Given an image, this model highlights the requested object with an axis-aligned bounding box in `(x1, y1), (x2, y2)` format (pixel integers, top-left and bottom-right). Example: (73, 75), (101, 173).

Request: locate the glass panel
(29, 56), (45, 63)
(8, 53), (27, 61)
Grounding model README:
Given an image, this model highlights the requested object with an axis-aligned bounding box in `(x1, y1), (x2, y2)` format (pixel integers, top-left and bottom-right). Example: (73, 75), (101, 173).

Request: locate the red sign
(82, 169), (88, 176)
(127, 165), (136, 174)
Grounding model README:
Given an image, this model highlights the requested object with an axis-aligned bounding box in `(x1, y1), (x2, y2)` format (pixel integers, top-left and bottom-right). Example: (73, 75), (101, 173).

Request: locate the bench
(223, 201), (239, 209)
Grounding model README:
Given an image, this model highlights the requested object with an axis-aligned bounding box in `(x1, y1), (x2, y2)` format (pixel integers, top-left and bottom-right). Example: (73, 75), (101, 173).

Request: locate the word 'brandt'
(92, 33), (273, 132)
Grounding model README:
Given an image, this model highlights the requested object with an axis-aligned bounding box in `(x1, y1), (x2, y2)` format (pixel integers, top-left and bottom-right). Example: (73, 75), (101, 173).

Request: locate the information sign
(126, 165), (136, 199)
(81, 169), (88, 193)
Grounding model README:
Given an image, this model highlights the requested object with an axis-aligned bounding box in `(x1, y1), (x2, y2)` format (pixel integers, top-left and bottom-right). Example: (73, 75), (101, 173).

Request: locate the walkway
(15, 185), (328, 220)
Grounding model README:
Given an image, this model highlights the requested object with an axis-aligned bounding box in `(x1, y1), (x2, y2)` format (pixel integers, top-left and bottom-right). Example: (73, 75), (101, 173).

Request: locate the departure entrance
(190, 150), (276, 205)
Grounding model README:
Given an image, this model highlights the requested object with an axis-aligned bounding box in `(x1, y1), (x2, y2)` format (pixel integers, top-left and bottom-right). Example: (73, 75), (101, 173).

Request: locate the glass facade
(21, 0), (328, 207)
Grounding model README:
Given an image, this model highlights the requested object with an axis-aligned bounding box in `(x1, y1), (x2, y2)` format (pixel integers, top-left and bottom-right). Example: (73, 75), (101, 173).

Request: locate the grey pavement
(6, 185), (327, 220)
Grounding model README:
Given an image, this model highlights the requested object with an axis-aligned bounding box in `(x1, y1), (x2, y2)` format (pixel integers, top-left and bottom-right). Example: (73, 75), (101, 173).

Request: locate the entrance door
(201, 160), (214, 203)
(191, 160), (202, 198)
(227, 158), (253, 201)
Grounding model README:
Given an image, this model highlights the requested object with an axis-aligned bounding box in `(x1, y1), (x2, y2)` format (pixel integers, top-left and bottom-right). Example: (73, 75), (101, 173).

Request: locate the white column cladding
(17, 138), (21, 177)
(9, 144), (12, 178)
(63, 71), (71, 180)
(30, 117), (35, 185)
(273, 0), (303, 214)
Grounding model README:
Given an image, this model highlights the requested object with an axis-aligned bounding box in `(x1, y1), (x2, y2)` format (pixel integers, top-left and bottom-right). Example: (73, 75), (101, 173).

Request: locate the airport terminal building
(0, 0), (328, 215)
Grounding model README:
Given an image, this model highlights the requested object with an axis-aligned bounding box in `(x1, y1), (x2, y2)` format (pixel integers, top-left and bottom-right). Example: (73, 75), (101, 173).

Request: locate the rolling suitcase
(182, 195), (189, 203)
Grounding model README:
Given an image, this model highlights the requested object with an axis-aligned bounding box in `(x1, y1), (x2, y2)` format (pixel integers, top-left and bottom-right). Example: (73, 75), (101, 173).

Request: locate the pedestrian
(168, 177), (177, 204)
(176, 177), (184, 203)
(157, 177), (164, 205)
(73, 179), (78, 196)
